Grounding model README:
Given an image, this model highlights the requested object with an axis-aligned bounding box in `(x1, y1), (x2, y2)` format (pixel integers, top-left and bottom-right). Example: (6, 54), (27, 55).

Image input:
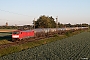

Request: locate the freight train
(12, 27), (88, 41)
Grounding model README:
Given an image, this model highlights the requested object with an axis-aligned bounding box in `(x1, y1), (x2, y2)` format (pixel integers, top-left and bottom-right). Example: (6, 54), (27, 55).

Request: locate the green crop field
(0, 32), (12, 44)
(0, 32), (90, 60)
(0, 32), (12, 40)
(0, 29), (16, 41)
(0, 32), (11, 36)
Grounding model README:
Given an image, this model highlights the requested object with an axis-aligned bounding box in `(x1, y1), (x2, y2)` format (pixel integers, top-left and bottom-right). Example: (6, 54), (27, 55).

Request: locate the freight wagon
(12, 27), (89, 41)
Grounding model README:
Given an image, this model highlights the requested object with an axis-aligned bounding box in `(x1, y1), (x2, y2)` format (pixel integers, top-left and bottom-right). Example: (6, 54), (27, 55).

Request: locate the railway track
(0, 28), (88, 49)
(0, 37), (46, 49)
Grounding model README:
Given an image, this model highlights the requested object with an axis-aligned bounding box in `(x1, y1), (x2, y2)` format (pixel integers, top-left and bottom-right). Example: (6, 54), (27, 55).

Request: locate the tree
(34, 15), (56, 28)
(82, 23), (88, 27)
(58, 22), (64, 28)
(65, 23), (71, 27)
(49, 16), (56, 28)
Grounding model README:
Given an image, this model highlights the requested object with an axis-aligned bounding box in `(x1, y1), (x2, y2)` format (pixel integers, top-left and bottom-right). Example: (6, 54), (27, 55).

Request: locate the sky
(0, 0), (90, 26)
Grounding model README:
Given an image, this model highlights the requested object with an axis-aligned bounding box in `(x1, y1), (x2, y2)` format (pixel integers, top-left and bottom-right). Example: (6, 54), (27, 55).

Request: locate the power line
(0, 9), (30, 17)
(0, 18), (9, 21)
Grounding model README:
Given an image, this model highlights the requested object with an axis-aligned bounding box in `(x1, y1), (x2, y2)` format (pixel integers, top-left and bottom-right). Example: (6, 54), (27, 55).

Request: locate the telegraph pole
(56, 16), (58, 32)
(33, 18), (35, 29)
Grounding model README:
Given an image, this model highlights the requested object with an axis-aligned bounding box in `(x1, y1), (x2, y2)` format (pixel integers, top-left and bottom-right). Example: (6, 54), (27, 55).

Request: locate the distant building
(6, 22), (8, 26)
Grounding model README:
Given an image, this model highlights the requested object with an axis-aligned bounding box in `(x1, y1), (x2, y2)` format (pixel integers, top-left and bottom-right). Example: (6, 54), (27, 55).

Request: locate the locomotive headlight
(12, 35), (19, 38)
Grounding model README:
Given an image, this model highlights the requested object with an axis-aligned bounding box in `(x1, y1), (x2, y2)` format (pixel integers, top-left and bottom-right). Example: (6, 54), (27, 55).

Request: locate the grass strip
(0, 35), (66, 57)
(0, 40), (12, 45)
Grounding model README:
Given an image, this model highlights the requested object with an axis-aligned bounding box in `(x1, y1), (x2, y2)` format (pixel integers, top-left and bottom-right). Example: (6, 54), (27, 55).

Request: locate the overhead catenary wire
(0, 18), (10, 21)
(0, 9), (31, 17)
(0, 9), (34, 25)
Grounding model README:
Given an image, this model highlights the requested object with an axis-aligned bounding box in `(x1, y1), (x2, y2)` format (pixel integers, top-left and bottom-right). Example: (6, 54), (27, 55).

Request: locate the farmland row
(0, 32), (90, 60)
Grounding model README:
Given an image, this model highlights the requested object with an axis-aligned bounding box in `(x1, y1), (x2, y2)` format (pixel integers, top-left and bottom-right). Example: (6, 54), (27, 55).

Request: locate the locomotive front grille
(12, 35), (19, 38)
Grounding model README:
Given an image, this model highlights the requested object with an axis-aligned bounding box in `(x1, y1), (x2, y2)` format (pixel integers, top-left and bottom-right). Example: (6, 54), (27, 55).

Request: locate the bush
(65, 31), (71, 37)
(53, 34), (59, 37)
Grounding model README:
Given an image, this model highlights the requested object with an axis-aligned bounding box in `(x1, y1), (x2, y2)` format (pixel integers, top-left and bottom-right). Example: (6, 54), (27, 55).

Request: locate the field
(0, 29), (16, 32)
(0, 32), (90, 60)
(0, 29), (16, 44)
(0, 32), (11, 38)
(0, 32), (12, 44)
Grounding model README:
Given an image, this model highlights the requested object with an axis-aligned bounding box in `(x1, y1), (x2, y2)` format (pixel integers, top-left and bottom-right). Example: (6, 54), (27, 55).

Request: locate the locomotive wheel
(12, 38), (20, 42)
(12, 38), (15, 42)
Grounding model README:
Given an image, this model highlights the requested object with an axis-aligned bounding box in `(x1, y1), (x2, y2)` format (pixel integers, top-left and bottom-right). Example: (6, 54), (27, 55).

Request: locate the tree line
(0, 15), (89, 29)
(33, 15), (89, 28)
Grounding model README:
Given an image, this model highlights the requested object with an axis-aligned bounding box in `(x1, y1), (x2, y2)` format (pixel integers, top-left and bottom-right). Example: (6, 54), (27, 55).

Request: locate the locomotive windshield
(12, 31), (20, 34)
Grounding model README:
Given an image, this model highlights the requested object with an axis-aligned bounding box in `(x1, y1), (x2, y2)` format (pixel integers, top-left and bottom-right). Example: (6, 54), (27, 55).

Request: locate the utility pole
(56, 16), (58, 32)
(33, 18), (35, 29)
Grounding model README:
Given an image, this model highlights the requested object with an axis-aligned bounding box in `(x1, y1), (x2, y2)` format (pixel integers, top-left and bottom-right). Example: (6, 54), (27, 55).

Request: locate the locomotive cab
(12, 31), (20, 38)
(12, 30), (35, 42)
(12, 31), (20, 41)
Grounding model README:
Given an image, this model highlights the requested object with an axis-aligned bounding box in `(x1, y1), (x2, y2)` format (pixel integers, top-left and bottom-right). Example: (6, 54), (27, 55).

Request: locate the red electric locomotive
(12, 30), (34, 41)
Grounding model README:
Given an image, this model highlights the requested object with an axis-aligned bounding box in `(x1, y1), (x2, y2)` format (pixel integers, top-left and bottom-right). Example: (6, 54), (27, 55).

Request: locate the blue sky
(0, 0), (90, 26)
